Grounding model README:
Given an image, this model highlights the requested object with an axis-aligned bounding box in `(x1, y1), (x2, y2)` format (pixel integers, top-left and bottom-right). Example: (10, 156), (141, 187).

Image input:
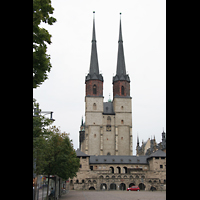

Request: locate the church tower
(112, 14), (132, 155)
(83, 12), (104, 155)
(80, 13), (132, 156)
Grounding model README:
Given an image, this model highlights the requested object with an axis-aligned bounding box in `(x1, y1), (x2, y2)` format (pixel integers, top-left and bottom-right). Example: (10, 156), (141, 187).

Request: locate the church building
(79, 12), (132, 156)
(72, 13), (166, 191)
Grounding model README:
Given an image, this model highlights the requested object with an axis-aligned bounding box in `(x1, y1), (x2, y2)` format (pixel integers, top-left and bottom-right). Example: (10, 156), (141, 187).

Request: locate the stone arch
(117, 166), (121, 174)
(89, 186), (95, 190)
(150, 186), (156, 191)
(122, 167), (127, 174)
(138, 183), (145, 190)
(76, 179), (79, 184)
(119, 183), (126, 190)
(110, 166), (114, 173)
(100, 183), (107, 190)
(110, 183), (116, 190)
(129, 183), (135, 187)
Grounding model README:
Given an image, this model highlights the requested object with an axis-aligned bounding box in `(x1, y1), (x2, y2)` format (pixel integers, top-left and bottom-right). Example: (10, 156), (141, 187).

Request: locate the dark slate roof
(75, 149), (90, 157)
(147, 150), (166, 159)
(113, 16), (130, 83)
(89, 155), (149, 164)
(103, 102), (115, 115)
(85, 13), (103, 83)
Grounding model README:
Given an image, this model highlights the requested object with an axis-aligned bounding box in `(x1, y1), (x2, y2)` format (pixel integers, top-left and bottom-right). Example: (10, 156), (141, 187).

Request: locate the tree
(33, 100), (79, 196)
(42, 126), (80, 197)
(33, 99), (54, 175)
(33, 0), (56, 88)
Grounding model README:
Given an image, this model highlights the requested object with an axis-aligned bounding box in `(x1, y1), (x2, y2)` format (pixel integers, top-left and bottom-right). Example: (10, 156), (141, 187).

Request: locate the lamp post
(33, 103), (55, 121)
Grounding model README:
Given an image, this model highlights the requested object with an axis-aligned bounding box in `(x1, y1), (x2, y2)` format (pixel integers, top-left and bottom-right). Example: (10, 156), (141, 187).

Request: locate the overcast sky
(33, 0), (166, 155)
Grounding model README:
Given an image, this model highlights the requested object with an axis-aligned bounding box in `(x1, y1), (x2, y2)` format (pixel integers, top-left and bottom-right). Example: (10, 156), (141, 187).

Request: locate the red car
(127, 186), (140, 191)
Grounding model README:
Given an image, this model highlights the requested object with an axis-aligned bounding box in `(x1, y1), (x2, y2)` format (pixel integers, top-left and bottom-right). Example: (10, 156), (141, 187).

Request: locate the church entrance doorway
(138, 183), (145, 190)
(100, 183), (107, 190)
(110, 183), (116, 190)
(119, 183), (126, 190)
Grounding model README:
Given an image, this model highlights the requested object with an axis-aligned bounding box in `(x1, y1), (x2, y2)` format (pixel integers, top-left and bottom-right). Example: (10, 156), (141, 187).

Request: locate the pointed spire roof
(81, 116), (83, 126)
(117, 13), (126, 76)
(86, 12), (103, 83)
(137, 134), (139, 145)
(113, 13), (130, 83)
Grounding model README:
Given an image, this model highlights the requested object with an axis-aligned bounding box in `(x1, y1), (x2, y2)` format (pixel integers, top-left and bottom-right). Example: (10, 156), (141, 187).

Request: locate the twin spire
(86, 11), (103, 82)
(113, 13), (130, 83)
(86, 12), (130, 83)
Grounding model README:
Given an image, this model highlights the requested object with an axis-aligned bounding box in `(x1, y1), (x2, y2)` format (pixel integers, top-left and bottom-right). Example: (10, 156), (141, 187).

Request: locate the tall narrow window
(107, 116), (111, 124)
(93, 103), (97, 110)
(121, 86), (124, 95)
(106, 116), (111, 131)
(93, 85), (97, 94)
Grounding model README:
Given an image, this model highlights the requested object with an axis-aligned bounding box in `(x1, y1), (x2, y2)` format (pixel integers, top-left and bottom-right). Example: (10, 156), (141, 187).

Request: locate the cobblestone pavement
(60, 190), (166, 200)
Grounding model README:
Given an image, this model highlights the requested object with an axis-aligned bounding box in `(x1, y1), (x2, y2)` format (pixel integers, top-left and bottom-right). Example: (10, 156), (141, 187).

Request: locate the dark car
(127, 186), (140, 191)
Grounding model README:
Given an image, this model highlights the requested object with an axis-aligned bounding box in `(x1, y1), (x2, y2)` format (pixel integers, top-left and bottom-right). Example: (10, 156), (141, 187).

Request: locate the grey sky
(33, 0), (166, 155)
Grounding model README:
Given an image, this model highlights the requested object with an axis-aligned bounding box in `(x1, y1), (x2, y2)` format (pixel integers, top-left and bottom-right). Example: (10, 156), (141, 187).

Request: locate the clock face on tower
(106, 125), (111, 131)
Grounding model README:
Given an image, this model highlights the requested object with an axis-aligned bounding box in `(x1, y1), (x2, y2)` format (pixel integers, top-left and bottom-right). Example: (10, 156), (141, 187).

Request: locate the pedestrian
(49, 187), (55, 200)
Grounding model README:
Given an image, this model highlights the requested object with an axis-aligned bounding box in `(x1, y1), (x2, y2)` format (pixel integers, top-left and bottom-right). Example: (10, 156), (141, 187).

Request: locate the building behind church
(70, 13), (166, 191)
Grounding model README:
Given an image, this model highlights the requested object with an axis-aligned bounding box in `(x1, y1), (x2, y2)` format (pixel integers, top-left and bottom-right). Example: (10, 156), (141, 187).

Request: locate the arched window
(117, 166), (121, 174)
(123, 167), (127, 174)
(107, 116), (111, 124)
(110, 166), (114, 173)
(121, 86), (124, 95)
(93, 85), (97, 94)
(93, 103), (97, 110)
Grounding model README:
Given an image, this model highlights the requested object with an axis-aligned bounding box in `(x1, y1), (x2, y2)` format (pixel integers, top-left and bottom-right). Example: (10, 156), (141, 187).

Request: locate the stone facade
(136, 131), (166, 156)
(74, 14), (166, 191)
(80, 96), (132, 156)
(68, 149), (166, 191)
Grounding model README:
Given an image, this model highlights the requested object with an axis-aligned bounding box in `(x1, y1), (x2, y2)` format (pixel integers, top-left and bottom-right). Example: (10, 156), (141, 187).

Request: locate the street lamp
(40, 111), (55, 121)
(33, 104), (55, 121)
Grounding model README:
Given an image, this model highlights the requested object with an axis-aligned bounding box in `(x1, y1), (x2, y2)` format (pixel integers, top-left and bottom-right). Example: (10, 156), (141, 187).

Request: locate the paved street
(60, 190), (166, 200)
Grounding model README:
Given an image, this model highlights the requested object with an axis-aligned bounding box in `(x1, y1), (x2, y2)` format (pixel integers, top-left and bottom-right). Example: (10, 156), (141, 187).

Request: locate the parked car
(127, 186), (140, 191)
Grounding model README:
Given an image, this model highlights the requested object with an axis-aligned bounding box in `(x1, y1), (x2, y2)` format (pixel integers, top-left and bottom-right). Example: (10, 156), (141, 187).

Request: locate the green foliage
(33, 99), (80, 179)
(33, 0), (56, 88)
(33, 99), (53, 138)
(42, 128), (80, 179)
